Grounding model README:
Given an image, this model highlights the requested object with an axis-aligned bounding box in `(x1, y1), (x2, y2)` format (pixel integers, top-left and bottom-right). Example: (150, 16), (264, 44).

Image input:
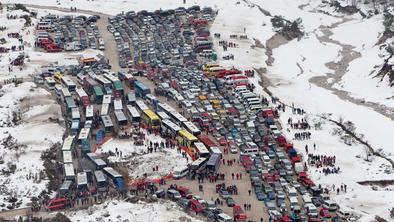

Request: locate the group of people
(244, 69), (255, 77)
(222, 53), (234, 60)
(218, 40), (238, 51)
(294, 131), (311, 140)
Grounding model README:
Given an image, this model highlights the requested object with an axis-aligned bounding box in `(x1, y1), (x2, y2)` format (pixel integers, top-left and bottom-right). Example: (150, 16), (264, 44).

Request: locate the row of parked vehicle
(36, 14), (104, 52)
(107, 5), (215, 68)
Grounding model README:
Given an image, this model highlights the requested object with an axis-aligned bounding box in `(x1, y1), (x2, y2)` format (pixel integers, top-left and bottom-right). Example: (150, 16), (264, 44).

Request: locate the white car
(230, 145), (238, 154)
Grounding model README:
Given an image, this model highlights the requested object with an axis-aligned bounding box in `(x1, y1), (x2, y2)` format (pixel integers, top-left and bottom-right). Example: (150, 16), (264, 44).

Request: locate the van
(217, 213), (234, 222)
(305, 203), (318, 217)
(173, 166), (189, 179)
(302, 194), (312, 204)
(337, 209), (351, 220)
(167, 189), (182, 200)
(287, 187), (297, 197)
(181, 100), (193, 109)
(233, 86), (247, 95)
(262, 155), (271, 165)
(323, 200), (338, 211)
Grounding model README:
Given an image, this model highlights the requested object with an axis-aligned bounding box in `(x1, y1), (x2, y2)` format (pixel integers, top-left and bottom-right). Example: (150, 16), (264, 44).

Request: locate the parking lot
(30, 5), (353, 222)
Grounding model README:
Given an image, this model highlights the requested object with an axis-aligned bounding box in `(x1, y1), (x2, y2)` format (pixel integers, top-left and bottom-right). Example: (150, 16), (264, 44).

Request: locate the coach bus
(62, 136), (74, 152)
(141, 109), (161, 130)
(183, 121), (201, 136)
(190, 157), (208, 171)
(85, 105), (94, 121)
(135, 100), (149, 113)
(103, 167), (125, 191)
(64, 163), (75, 181)
(61, 76), (76, 92)
(77, 172), (89, 194)
(114, 110), (128, 126)
(134, 80), (151, 98)
(94, 170), (108, 192)
(62, 151), (73, 164)
(194, 142), (210, 158)
(206, 154), (221, 173)
(101, 103), (109, 116)
(126, 105), (140, 124)
(161, 119), (182, 137)
(86, 153), (107, 170)
(177, 129), (198, 152)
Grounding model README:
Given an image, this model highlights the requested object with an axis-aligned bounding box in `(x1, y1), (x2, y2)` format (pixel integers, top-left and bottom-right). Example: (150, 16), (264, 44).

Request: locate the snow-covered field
(0, 82), (64, 210)
(66, 200), (203, 222)
(98, 131), (188, 179)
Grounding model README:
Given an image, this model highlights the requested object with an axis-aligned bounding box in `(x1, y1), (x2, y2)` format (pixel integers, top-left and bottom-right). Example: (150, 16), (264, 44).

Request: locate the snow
(98, 131), (188, 179)
(66, 200), (203, 222)
(0, 82), (64, 210)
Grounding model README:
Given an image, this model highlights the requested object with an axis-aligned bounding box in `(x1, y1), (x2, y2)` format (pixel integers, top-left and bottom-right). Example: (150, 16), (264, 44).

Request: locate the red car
(219, 138), (227, 146)
(320, 208), (331, 218)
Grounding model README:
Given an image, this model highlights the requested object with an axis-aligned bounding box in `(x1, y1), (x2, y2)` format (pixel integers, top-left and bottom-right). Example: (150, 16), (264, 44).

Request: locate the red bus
(45, 198), (69, 211)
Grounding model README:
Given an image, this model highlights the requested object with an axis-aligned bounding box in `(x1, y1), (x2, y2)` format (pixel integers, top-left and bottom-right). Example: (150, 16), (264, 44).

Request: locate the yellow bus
(54, 72), (63, 83)
(177, 129), (198, 151)
(141, 109), (161, 129)
(203, 63), (220, 72)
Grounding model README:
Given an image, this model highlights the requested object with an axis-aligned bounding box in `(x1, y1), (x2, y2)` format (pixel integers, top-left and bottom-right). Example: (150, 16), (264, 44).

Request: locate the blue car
(267, 191), (276, 200)
(255, 191), (267, 201)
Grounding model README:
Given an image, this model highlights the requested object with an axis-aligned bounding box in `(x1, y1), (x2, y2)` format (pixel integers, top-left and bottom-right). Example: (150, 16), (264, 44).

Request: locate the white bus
(44, 76), (56, 90)
(101, 103), (109, 116)
(194, 142), (210, 158)
(95, 75), (112, 88)
(77, 172), (88, 192)
(113, 99), (123, 111)
(171, 112), (188, 126)
(62, 151), (73, 164)
(183, 121), (201, 136)
(190, 157), (207, 171)
(61, 87), (71, 101)
(161, 119), (182, 137)
(61, 76), (76, 91)
(114, 110), (127, 126)
(157, 111), (170, 120)
(103, 73), (119, 83)
(62, 136), (74, 152)
(94, 170), (108, 192)
(78, 128), (91, 141)
(71, 108), (80, 120)
(135, 100), (149, 112)
(64, 163), (75, 181)
(126, 105), (140, 123)
(85, 105), (94, 120)
(102, 94), (111, 104)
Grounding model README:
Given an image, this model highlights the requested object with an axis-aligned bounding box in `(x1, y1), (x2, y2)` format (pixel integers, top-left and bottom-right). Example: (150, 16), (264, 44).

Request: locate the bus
(177, 129), (198, 151)
(102, 95), (111, 104)
(59, 180), (73, 197)
(126, 105), (140, 124)
(45, 77), (56, 90)
(183, 121), (201, 136)
(61, 76), (76, 92)
(77, 172), (89, 193)
(94, 170), (108, 192)
(62, 151), (73, 164)
(76, 87), (90, 106)
(127, 92), (136, 105)
(101, 103), (109, 116)
(114, 99), (123, 111)
(78, 128), (91, 154)
(101, 115), (114, 132)
(141, 109), (161, 129)
(102, 167), (125, 191)
(171, 112), (188, 126)
(85, 105), (94, 120)
(114, 110), (128, 126)
(54, 72), (63, 83)
(135, 100), (149, 113)
(203, 63), (220, 72)
(95, 75), (112, 88)
(62, 136), (74, 152)
(157, 111), (170, 120)
(71, 107), (80, 120)
(61, 87), (71, 102)
(64, 163), (75, 181)
(86, 153), (107, 170)
(190, 157), (208, 171)
(134, 80), (151, 98)
(206, 154), (221, 172)
(194, 142), (210, 158)
(161, 119), (182, 137)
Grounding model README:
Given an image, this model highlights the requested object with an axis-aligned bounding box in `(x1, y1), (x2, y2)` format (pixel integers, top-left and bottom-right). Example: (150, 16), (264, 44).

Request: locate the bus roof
(179, 129), (198, 141)
(194, 142), (209, 154)
(62, 151), (73, 163)
(183, 121), (200, 134)
(103, 167), (122, 178)
(114, 110), (127, 122)
(135, 100), (149, 111)
(94, 170), (107, 182)
(143, 109), (160, 120)
(162, 119), (182, 132)
(157, 111), (170, 120)
(62, 136), (74, 151)
(86, 105), (94, 118)
(77, 172), (88, 185)
(101, 115), (114, 127)
(78, 128), (91, 140)
(64, 163), (75, 177)
(126, 105), (140, 118)
(102, 95), (111, 104)
(114, 99), (123, 110)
